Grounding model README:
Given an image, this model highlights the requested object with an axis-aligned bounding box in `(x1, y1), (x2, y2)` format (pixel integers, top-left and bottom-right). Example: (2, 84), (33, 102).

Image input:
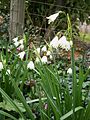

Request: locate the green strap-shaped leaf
(0, 110), (17, 120)
(60, 106), (83, 120)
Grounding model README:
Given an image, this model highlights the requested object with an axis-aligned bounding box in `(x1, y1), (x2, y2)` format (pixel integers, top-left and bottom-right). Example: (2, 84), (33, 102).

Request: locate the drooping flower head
(13, 37), (18, 43)
(46, 51), (51, 56)
(46, 11), (60, 24)
(27, 61), (35, 70)
(36, 48), (40, 54)
(41, 56), (48, 64)
(14, 41), (19, 47)
(35, 57), (40, 63)
(50, 36), (59, 49)
(58, 36), (71, 51)
(18, 51), (25, 60)
(13, 37), (24, 50)
(17, 44), (24, 51)
(67, 68), (72, 74)
(41, 46), (47, 52)
(13, 37), (19, 47)
(0, 62), (3, 71)
(19, 39), (24, 45)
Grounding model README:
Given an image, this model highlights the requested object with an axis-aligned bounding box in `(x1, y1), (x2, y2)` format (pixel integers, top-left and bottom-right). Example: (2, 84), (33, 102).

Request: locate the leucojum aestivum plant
(35, 12), (90, 120)
(0, 11), (90, 120)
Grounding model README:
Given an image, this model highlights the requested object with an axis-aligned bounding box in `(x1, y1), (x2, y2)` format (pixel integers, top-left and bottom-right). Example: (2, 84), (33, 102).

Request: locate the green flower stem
(71, 46), (76, 120)
(67, 14), (77, 120)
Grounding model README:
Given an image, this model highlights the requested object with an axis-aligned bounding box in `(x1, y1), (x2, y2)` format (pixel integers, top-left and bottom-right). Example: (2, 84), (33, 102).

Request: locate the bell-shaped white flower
(67, 68), (72, 74)
(35, 57), (40, 63)
(13, 37), (19, 47)
(19, 39), (24, 45)
(41, 56), (47, 63)
(13, 37), (18, 42)
(46, 51), (51, 56)
(65, 41), (71, 51)
(18, 51), (25, 60)
(50, 36), (59, 49)
(18, 44), (24, 50)
(70, 41), (73, 47)
(6, 69), (10, 75)
(13, 37), (24, 49)
(14, 41), (19, 47)
(36, 48), (40, 54)
(41, 46), (47, 52)
(58, 36), (71, 51)
(50, 55), (53, 60)
(58, 36), (67, 45)
(46, 11), (60, 24)
(27, 61), (35, 70)
(0, 62), (3, 71)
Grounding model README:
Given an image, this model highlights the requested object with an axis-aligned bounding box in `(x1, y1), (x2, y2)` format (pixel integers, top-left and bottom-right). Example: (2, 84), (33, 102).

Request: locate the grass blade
(0, 87), (26, 120)
(60, 106), (83, 120)
(0, 110), (17, 120)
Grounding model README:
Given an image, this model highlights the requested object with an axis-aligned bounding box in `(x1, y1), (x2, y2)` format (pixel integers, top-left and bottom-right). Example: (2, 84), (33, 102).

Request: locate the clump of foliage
(0, 12), (90, 120)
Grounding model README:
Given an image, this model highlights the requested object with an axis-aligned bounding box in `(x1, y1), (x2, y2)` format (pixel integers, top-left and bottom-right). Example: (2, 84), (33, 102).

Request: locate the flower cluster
(12, 37), (26, 60)
(50, 35), (73, 51)
(12, 32), (73, 73)
(46, 11), (72, 51)
(13, 37), (24, 51)
(34, 45), (53, 64)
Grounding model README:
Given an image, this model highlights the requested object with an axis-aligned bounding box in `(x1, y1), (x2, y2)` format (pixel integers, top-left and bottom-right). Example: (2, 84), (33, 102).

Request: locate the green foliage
(0, 3), (90, 119)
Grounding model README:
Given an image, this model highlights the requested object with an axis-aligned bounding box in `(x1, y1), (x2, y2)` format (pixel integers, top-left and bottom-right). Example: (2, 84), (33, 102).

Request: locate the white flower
(58, 36), (67, 45)
(0, 62), (3, 71)
(50, 55), (53, 60)
(50, 36), (59, 49)
(18, 44), (24, 50)
(13, 37), (18, 42)
(13, 38), (24, 49)
(13, 37), (19, 47)
(36, 48), (40, 54)
(18, 51), (25, 60)
(41, 56), (47, 63)
(19, 39), (23, 45)
(47, 51), (51, 56)
(27, 61), (35, 70)
(58, 36), (71, 51)
(67, 68), (72, 74)
(14, 41), (19, 47)
(89, 66), (90, 69)
(41, 46), (47, 52)
(35, 57), (40, 63)
(65, 41), (71, 51)
(6, 69), (10, 75)
(70, 41), (73, 47)
(46, 11), (60, 24)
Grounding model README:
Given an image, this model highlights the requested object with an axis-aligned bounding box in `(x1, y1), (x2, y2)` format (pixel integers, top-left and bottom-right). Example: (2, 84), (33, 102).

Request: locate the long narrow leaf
(60, 106), (83, 120)
(0, 87), (26, 120)
(10, 77), (35, 120)
(0, 110), (17, 120)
